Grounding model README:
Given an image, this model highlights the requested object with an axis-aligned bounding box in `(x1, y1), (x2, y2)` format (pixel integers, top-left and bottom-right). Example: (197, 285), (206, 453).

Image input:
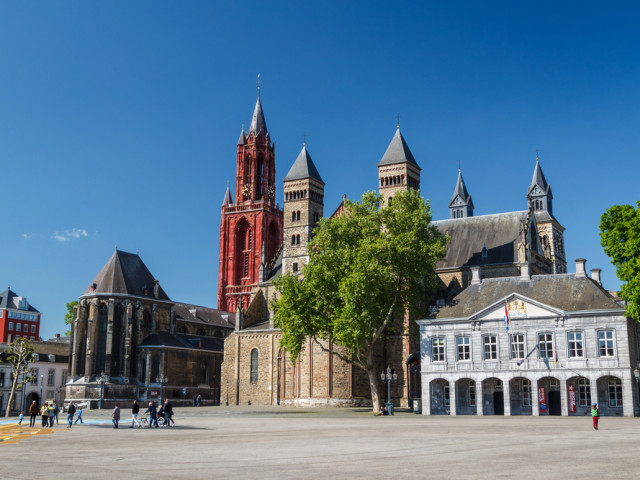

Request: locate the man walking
(40, 402), (49, 428)
(112, 404), (121, 429)
(163, 399), (174, 427)
(144, 401), (158, 428)
(29, 400), (39, 427)
(47, 401), (55, 427)
(130, 400), (141, 428)
(67, 402), (76, 428)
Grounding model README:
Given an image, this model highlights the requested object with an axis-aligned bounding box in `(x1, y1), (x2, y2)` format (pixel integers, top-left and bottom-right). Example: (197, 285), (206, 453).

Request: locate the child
(74, 407), (83, 424)
(18, 411), (24, 425)
(591, 402), (599, 430)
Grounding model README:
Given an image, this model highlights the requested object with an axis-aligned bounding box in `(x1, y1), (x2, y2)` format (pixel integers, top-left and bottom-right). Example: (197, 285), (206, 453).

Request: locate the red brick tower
(218, 95), (283, 312)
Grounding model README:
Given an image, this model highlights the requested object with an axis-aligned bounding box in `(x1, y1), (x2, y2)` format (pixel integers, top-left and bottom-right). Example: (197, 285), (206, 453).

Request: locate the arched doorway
(430, 379), (450, 415)
(455, 378), (477, 415)
(596, 375), (623, 416)
(26, 392), (40, 407)
(566, 376), (591, 416)
(538, 376), (561, 415)
(482, 377), (504, 415)
(508, 377), (532, 415)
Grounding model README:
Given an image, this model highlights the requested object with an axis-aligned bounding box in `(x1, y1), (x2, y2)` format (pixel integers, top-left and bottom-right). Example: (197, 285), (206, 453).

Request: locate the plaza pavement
(1, 406), (639, 479)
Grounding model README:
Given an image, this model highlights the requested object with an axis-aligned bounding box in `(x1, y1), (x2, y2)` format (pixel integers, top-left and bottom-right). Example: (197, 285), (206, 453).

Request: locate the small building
(23, 335), (70, 408)
(0, 288), (41, 343)
(418, 260), (640, 417)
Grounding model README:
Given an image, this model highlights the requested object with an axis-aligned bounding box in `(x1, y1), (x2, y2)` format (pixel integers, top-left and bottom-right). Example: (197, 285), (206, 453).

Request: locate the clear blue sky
(2, 2), (639, 340)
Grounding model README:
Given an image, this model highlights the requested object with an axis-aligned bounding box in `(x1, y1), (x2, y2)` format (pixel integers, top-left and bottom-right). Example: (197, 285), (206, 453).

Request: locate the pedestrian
(40, 402), (49, 428)
(112, 403), (121, 429)
(67, 403), (76, 428)
(157, 404), (164, 425)
(197, 394), (202, 407)
(74, 407), (83, 424)
(29, 400), (39, 427)
(193, 394), (197, 406)
(18, 411), (24, 425)
(47, 401), (55, 427)
(130, 400), (141, 428)
(592, 402), (599, 430)
(144, 401), (158, 428)
(53, 402), (60, 425)
(163, 399), (174, 427)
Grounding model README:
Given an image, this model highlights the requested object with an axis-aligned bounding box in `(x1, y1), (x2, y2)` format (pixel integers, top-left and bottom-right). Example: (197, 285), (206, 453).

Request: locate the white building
(418, 260), (640, 417)
(23, 336), (70, 408)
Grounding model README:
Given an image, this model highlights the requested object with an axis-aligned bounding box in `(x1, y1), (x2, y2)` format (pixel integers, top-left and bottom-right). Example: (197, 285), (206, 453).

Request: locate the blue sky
(2, 1), (639, 340)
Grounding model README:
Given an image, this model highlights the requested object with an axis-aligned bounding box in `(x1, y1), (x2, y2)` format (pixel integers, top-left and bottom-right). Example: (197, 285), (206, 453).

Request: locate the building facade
(23, 335), (70, 408)
(418, 260), (640, 417)
(0, 288), (41, 343)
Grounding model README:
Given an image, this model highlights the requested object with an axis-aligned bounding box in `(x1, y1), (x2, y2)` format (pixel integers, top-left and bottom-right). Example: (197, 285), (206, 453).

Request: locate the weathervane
(302, 132), (307, 146)
(396, 113), (400, 128)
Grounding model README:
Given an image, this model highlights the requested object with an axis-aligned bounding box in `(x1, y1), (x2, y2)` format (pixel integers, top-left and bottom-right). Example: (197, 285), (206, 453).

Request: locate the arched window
(296, 211), (301, 221)
(177, 325), (187, 334)
(292, 211), (296, 222)
(296, 235), (300, 244)
(291, 235), (296, 245)
(250, 349), (259, 384)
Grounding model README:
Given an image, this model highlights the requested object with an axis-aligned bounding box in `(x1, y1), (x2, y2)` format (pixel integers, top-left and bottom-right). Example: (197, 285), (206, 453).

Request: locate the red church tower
(218, 95), (283, 312)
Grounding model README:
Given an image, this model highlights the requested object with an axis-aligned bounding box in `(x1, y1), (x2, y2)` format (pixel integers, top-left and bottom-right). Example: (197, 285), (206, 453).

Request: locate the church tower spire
(377, 126), (421, 205)
(526, 155), (553, 214)
(218, 92), (283, 312)
(448, 169), (474, 218)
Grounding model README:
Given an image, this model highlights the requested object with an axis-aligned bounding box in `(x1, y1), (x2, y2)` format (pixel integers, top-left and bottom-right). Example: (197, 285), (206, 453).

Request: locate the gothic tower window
(257, 156), (264, 199)
(95, 303), (108, 375)
(250, 348), (259, 384)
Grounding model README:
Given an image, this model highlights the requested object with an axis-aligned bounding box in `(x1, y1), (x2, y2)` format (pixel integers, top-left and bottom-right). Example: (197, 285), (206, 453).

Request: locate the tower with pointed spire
(526, 156), (566, 273)
(377, 127), (421, 204)
(282, 144), (325, 275)
(218, 94), (283, 312)
(449, 169), (474, 219)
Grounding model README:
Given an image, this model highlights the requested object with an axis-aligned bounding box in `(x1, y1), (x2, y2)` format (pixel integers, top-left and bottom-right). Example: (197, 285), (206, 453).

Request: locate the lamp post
(156, 375), (168, 404)
(380, 366), (398, 415)
(98, 372), (109, 409)
(39, 374), (43, 406)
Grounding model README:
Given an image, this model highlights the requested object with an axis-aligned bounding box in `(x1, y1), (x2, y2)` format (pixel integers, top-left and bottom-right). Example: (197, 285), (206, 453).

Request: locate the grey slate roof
(0, 288), (39, 312)
(434, 274), (622, 319)
(377, 128), (420, 168)
(137, 332), (224, 352)
(248, 96), (268, 135)
(173, 302), (235, 329)
(222, 184), (233, 206)
(284, 146), (324, 183)
(432, 211), (527, 269)
(449, 170), (473, 207)
(237, 129), (246, 145)
(82, 250), (171, 300)
(527, 159), (552, 198)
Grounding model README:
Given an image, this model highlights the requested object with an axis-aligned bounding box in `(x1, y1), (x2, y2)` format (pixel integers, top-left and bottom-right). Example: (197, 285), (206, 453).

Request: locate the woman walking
(112, 404), (121, 428)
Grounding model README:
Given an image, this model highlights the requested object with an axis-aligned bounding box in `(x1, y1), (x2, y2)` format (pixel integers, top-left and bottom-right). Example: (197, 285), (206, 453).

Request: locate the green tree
(600, 200), (640, 319)
(1, 337), (35, 418)
(64, 300), (78, 336)
(272, 190), (447, 411)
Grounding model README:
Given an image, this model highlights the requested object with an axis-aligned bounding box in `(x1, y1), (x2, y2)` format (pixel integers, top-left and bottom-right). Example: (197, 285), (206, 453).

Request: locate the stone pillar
(123, 300), (132, 379)
(532, 378), (539, 416)
(105, 300), (115, 375)
(421, 376), (431, 415)
(170, 305), (175, 335)
(503, 378), (511, 416)
(476, 380), (484, 416)
(449, 378), (457, 415)
(560, 378), (569, 416)
(152, 304), (158, 334)
(622, 372), (635, 417)
(84, 300), (99, 377)
(590, 376), (599, 410)
(71, 301), (86, 377)
(145, 350), (152, 387)
(136, 302), (143, 345)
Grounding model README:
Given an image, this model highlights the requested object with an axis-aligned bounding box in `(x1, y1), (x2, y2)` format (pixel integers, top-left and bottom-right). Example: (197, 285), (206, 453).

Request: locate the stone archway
(455, 378), (477, 415)
(538, 376), (561, 415)
(566, 376), (591, 416)
(508, 377), (532, 415)
(596, 375), (623, 416)
(482, 377), (504, 415)
(430, 379), (450, 415)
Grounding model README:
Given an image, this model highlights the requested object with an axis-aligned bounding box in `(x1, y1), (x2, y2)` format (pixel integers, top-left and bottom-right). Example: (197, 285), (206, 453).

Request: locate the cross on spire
(257, 74), (261, 97)
(396, 113), (401, 128)
(302, 132), (307, 146)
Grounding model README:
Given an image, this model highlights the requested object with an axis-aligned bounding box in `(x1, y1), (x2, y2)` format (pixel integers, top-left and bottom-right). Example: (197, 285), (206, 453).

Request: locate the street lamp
(380, 366), (398, 415)
(156, 375), (168, 404)
(98, 372), (109, 409)
(39, 374), (43, 406)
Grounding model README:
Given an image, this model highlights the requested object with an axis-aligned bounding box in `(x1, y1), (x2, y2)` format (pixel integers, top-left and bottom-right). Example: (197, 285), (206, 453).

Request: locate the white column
(560, 378), (569, 416)
(590, 376), (599, 410)
(532, 378), (539, 416)
(503, 378), (511, 416)
(476, 379), (484, 416)
(622, 372), (635, 417)
(449, 379), (457, 416)
(421, 376), (431, 415)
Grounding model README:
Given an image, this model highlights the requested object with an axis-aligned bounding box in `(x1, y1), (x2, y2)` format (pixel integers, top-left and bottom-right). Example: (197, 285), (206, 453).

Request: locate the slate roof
(284, 146), (324, 183)
(248, 96), (268, 135)
(432, 211), (527, 269)
(377, 128), (420, 168)
(0, 288), (39, 312)
(237, 129), (246, 145)
(137, 331), (224, 353)
(82, 250), (171, 300)
(527, 158), (553, 198)
(434, 274), (622, 319)
(449, 169), (473, 207)
(222, 184), (233, 206)
(173, 302), (235, 329)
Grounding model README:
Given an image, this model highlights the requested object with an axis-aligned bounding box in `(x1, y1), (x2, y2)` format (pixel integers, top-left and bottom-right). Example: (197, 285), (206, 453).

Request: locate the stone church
(219, 94), (566, 408)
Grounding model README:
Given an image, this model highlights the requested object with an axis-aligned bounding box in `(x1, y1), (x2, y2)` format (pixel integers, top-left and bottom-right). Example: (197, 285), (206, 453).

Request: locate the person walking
(592, 402), (600, 430)
(18, 411), (24, 425)
(130, 400), (141, 428)
(112, 403), (121, 429)
(144, 401), (158, 428)
(40, 402), (49, 428)
(53, 402), (60, 425)
(47, 402), (55, 427)
(29, 400), (39, 427)
(74, 407), (83, 424)
(67, 403), (76, 428)
(163, 399), (174, 427)
(197, 394), (202, 407)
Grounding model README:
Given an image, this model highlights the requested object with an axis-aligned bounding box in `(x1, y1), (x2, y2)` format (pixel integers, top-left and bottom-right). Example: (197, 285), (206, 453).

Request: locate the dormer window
(48, 354), (55, 362)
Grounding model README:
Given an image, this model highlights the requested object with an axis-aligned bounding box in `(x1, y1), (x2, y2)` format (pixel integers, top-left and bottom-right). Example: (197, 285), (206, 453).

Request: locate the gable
(471, 294), (564, 322)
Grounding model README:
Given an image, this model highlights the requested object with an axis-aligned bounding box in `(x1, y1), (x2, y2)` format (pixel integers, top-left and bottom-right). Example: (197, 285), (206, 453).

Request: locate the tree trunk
(365, 346), (382, 412)
(5, 373), (19, 418)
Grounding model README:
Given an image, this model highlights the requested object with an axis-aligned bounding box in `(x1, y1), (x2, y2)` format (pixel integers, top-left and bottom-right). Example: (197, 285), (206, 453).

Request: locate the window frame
(469, 380), (476, 406)
(456, 336), (471, 361)
(250, 348), (259, 384)
(510, 333), (525, 360)
(578, 378), (591, 407)
(483, 335), (498, 361)
(538, 332), (554, 359)
(522, 378), (532, 407)
(567, 331), (584, 358)
(597, 330), (616, 357)
(608, 378), (623, 407)
(431, 337), (445, 363)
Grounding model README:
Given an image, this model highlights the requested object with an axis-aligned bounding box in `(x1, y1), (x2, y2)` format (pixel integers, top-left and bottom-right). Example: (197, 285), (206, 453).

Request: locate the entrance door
(493, 391), (504, 415)
(548, 391), (561, 416)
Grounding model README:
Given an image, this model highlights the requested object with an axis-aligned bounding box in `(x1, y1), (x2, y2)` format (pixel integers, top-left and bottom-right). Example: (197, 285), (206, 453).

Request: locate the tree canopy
(2, 337), (35, 417)
(600, 200), (640, 319)
(64, 300), (78, 336)
(272, 190), (447, 409)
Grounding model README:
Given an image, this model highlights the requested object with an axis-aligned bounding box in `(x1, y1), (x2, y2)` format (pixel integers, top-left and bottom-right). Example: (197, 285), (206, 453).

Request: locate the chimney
(590, 268), (602, 286)
(470, 266), (482, 285)
(54, 333), (60, 340)
(575, 258), (587, 277)
(520, 262), (531, 281)
(153, 280), (160, 299)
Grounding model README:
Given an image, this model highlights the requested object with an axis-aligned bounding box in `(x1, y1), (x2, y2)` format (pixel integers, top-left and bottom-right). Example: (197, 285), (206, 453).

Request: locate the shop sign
(568, 385), (577, 413)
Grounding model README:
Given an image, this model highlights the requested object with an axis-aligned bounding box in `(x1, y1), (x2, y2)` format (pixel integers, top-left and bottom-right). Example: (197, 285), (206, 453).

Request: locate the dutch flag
(503, 300), (510, 331)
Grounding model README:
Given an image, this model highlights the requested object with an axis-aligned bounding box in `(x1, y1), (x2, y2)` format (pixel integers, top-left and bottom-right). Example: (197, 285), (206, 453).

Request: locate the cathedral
(219, 94), (566, 408)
